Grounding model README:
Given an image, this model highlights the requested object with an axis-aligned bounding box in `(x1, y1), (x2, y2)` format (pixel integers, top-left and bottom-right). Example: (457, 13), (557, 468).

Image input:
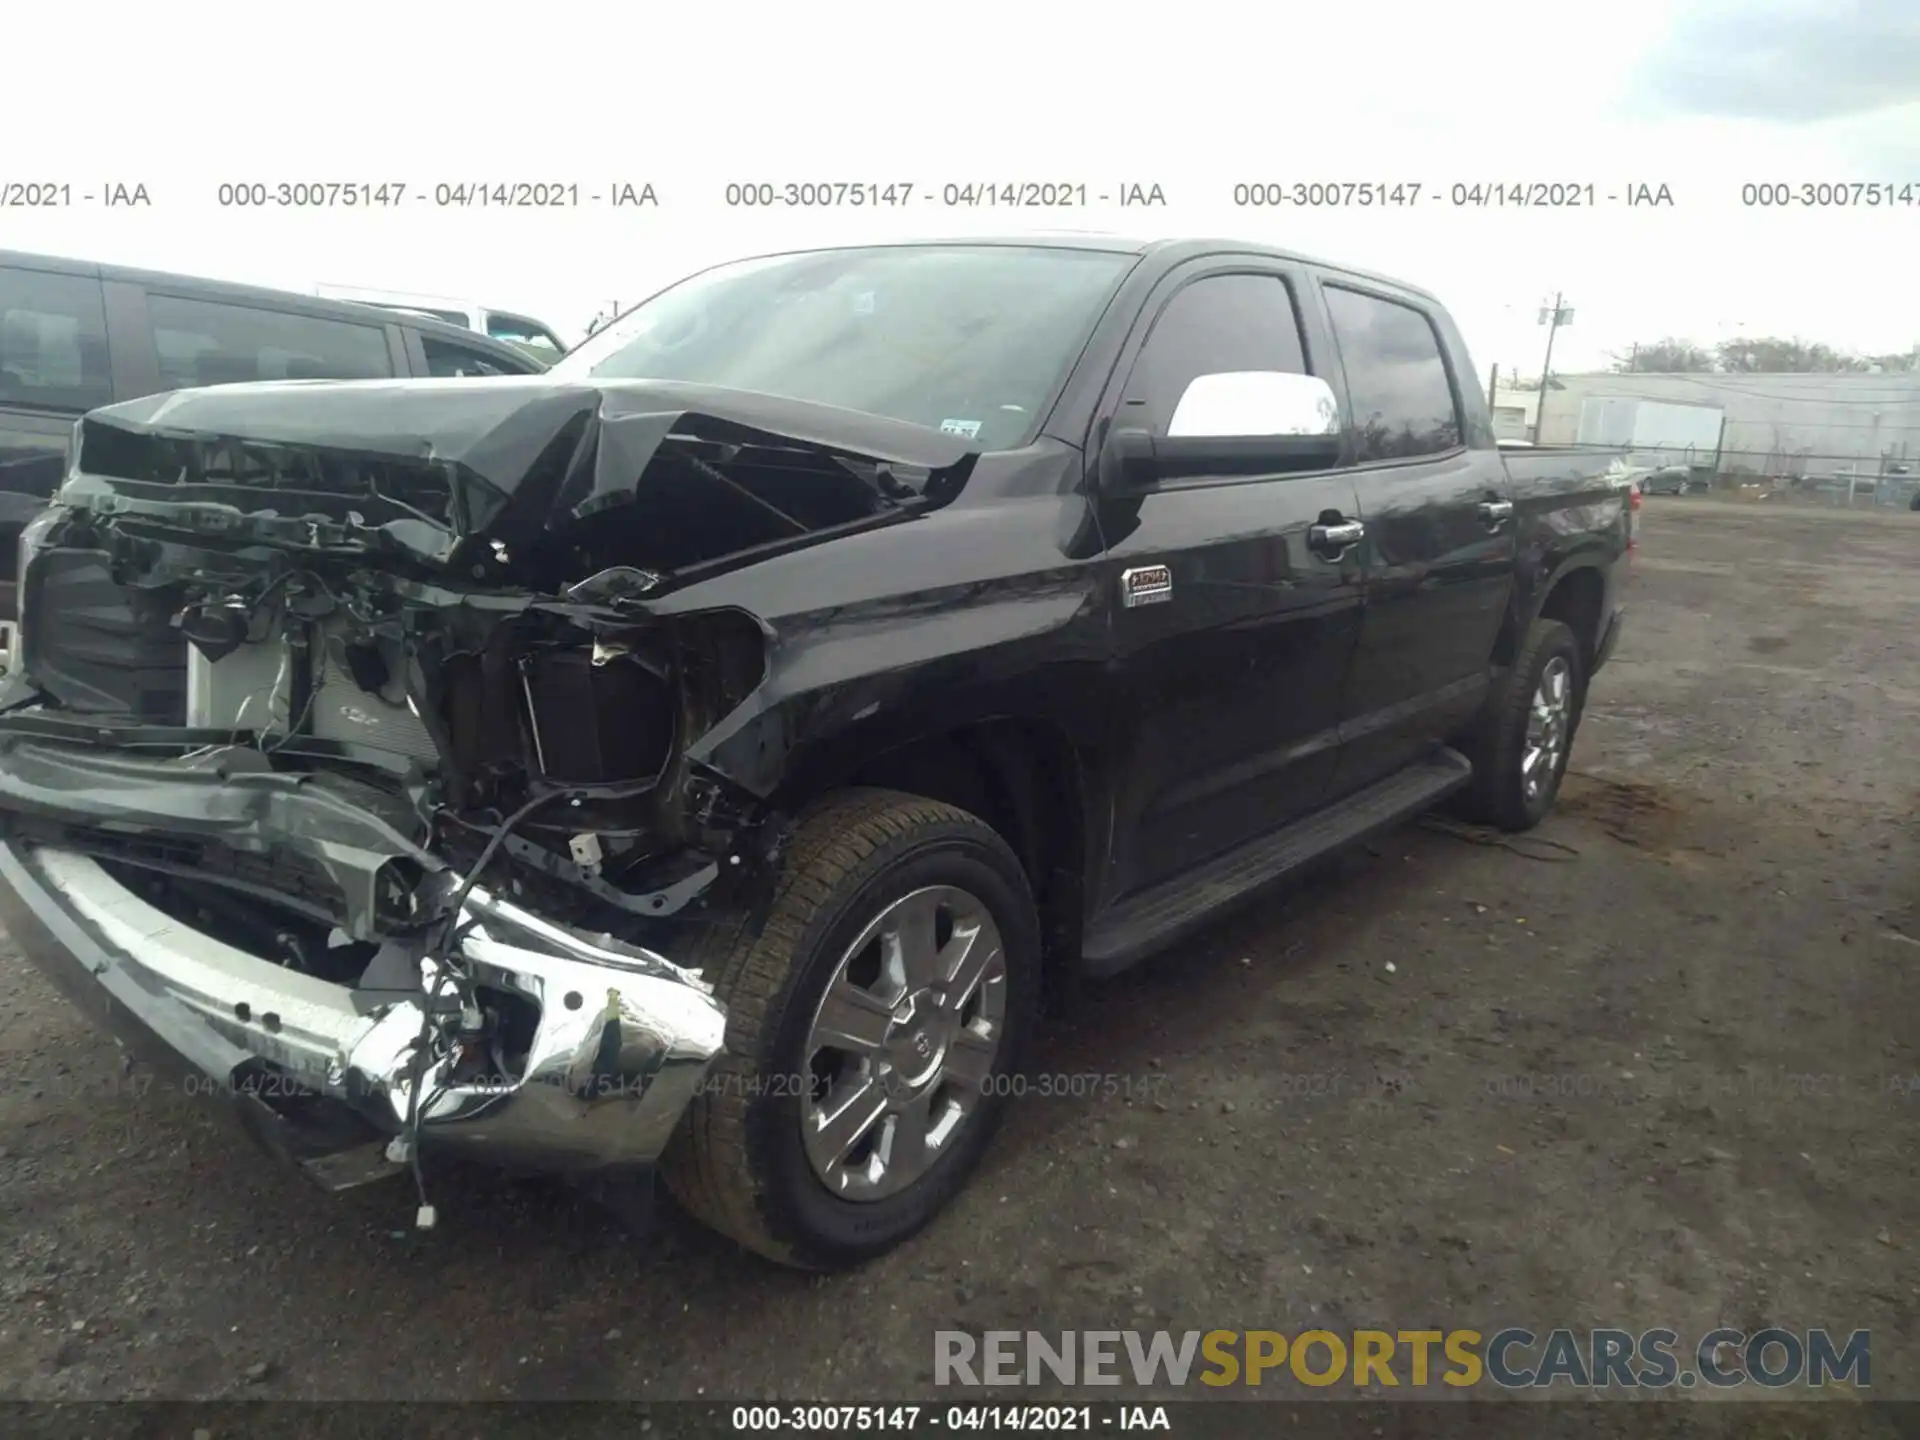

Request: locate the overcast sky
(8, 0), (1916, 376)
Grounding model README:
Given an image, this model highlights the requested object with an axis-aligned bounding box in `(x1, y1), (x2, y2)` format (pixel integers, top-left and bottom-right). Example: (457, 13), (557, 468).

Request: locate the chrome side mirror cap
(1167, 371), (1340, 439)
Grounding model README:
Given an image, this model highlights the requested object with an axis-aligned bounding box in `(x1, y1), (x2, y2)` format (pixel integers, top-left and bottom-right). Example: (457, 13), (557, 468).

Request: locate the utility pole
(1487, 362), (1499, 411)
(1536, 293), (1574, 441)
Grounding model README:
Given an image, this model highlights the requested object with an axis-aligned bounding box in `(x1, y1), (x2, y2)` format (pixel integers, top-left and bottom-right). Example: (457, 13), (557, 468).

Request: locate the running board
(1081, 747), (1475, 977)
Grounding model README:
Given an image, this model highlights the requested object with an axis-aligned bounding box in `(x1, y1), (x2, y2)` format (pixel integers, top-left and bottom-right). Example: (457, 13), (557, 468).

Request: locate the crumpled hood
(63, 376), (981, 579)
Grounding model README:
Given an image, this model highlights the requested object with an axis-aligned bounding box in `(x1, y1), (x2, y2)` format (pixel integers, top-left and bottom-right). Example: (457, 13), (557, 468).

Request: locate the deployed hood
(62, 377), (982, 591)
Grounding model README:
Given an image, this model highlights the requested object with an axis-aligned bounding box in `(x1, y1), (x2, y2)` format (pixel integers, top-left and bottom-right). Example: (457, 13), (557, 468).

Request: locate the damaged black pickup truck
(0, 237), (1628, 1269)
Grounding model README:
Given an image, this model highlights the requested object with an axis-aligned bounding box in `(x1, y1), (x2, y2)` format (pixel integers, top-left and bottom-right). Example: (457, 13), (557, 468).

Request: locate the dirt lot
(1, 498), (1915, 1409)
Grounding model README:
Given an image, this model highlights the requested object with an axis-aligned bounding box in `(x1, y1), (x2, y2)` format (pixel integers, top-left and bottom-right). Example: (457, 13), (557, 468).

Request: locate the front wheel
(663, 789), (1040, 1269)
(1460, 618), (1585, 831)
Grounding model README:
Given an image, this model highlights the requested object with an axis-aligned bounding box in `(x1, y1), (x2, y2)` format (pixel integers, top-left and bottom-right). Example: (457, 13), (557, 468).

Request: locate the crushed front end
(0, 378), (973, 1201)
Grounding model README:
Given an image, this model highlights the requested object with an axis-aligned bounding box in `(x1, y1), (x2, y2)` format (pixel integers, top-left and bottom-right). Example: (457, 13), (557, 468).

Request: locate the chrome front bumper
(0, 840), (727, 1187)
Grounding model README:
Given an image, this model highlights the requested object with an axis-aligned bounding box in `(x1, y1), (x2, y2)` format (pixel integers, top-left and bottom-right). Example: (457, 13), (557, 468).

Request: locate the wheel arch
(1494, 551), (1613, 678)
(773, 713), (1096, 1013)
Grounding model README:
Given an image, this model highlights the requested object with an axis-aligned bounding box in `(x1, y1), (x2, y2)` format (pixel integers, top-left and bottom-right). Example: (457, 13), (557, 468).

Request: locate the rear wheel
(1460, 618), (1584, 831)
(663, 789), (1040, 1269)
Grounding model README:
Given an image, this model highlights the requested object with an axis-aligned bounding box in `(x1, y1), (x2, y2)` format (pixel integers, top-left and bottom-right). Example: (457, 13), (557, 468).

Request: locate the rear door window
(1322, 285), (1463, 461)
(421, 336), (534, 377)
(0, 266), (113, 411)
(146, 294), (393, 389)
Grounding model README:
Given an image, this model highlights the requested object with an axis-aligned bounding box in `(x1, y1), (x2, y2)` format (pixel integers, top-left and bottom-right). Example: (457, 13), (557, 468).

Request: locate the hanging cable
(396, 788), (572, 1229)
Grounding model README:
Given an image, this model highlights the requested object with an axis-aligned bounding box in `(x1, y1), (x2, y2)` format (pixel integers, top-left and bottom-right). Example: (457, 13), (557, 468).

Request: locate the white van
(313, 283), (568, 362)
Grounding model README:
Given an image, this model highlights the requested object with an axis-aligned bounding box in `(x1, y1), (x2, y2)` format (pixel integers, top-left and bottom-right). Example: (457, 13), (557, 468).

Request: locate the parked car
(1641, 464), (1707, 495)
(0, 251), (550, 659)
(314, 283), (568, 363)
(0, 237), (1629, 1270)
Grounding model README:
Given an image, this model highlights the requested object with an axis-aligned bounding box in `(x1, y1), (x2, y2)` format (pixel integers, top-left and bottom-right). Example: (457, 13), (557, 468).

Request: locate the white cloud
(1628, 0), (1920, 120)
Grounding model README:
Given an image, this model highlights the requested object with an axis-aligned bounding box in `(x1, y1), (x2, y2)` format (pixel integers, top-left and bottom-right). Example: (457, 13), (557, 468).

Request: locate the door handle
(1479, 499), (1515, 527)
(1308, 519), (1365, 556)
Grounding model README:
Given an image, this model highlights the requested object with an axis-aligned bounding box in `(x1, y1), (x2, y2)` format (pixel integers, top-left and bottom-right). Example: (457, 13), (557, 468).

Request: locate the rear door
(1313, 278), (1517, 792)
(1095, 263), (1365, 898)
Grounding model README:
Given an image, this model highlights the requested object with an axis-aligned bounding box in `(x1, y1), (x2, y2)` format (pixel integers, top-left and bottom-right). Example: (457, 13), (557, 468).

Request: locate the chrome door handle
(1308, 520), (1365, 555)
(1479, 499), (1514, 527)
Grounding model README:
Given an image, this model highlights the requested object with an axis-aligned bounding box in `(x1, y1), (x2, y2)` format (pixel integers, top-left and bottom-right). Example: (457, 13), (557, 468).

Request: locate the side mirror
(1103, 372), (1344, 488)
(1167, 371), (1340, 440)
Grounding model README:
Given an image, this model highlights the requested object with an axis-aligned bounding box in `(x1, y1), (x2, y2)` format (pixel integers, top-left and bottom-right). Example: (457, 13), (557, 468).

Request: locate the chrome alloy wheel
(1523, 655), (1573, 800)
(800, 885), (1008, 1201)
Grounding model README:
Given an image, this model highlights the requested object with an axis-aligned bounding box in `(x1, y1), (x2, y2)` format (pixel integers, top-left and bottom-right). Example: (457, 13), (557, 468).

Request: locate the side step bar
(1081, 747), (1474, 977)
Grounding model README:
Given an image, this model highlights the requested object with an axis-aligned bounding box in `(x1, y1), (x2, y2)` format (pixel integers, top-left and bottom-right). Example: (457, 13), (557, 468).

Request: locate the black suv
(0, 250), (548, 636)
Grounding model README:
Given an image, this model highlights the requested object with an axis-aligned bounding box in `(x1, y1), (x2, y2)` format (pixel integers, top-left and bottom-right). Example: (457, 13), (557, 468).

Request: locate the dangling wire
(397, 789), (571, 1227)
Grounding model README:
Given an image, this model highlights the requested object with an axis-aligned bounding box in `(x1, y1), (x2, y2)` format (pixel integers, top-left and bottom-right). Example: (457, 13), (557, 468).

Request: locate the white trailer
(1576, 397), (1724, 462)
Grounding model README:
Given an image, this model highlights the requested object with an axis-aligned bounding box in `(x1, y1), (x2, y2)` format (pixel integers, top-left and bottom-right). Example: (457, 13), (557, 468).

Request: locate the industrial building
(1531, 371), (1920, 479)
(1488, 385), (1540, 444)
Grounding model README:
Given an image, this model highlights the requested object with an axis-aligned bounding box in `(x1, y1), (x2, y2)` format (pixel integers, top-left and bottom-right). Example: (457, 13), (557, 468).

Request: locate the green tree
(1611, 339), (1715, 373)
(1715, 337), (1871, 373)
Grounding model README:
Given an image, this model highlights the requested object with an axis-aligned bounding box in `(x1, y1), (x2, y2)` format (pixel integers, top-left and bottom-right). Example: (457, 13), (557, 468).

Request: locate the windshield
(552, 245), (1135, 449)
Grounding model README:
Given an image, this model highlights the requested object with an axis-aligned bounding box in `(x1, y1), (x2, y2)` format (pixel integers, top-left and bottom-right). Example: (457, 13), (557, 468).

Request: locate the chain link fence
(1598, 444), (1919, 508)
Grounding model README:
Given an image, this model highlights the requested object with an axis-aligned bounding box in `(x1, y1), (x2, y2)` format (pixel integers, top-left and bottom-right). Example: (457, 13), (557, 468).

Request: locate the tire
(663, 788), (1041, 1269)
(1460, 618), (1585, 832)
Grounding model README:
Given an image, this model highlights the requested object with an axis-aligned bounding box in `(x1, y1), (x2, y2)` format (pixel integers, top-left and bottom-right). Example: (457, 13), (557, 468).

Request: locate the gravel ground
(0, 497), (1915, 1409)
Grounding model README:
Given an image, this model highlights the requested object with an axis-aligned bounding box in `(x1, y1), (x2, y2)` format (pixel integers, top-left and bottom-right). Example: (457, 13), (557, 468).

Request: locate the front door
(1315, 280), (1517, 792)
(1095, 267), (1364, 899)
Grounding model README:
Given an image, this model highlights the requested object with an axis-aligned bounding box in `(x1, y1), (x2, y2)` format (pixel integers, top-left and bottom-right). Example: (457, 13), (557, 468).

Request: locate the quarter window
(146, 294), (393, 390)
(0, 425), (73, 516)
(422, 337), (527, 377)
(485, 313), (564, 358)
(1126, 275), (1309, 436)
(0, 267), (112, 411)
(1323, 286), (1462, 460)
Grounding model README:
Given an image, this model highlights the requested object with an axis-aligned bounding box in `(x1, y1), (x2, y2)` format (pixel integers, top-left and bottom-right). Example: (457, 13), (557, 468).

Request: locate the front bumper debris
(0, 836), (727, 1188)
